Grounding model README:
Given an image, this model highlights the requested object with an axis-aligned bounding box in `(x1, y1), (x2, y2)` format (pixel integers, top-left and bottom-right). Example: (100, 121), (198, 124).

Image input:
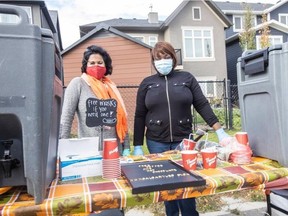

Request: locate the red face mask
(86, 65), (106, 80)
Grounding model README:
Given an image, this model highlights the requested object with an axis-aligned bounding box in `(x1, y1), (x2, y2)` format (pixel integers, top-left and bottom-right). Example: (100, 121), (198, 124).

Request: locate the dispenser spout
(0, 140), (20, 178)
(0, 158), (12, 177)
(2, 140), (13, 159)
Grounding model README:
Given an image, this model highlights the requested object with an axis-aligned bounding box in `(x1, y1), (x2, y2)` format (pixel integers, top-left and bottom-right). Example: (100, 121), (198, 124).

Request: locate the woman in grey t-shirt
(60, 45), (130, 156)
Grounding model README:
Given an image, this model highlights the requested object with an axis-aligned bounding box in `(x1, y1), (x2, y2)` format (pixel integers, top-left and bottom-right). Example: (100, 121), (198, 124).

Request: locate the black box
(121, 160), (206, 194)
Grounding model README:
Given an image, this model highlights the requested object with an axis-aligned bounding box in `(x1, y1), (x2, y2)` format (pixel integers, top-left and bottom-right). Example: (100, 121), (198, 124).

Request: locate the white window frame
(279, 13), (288, 25)
(192, 7), (201, 21)
(233, 15), (243, 32)
(233, 15), (256, 32)
(0, 6), (32, 24)
(256, 35), (283, 50)
(21, 6), (32, 24)
(148, 36), (158, 47)
(182, 26), (215, 61)
(131, 36), (145, 43)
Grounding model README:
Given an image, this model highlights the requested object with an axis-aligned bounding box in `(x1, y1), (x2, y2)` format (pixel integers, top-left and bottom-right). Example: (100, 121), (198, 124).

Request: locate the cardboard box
(58, 137), (103, 181)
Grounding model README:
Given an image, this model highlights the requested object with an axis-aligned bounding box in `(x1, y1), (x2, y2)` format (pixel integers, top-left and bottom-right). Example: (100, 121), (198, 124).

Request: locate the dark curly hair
(81, 45), (113, 75)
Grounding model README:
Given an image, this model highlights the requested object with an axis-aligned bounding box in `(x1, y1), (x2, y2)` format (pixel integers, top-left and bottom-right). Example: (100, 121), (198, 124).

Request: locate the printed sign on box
(58, 137), (102, 181)
(60, 155), (102, 181)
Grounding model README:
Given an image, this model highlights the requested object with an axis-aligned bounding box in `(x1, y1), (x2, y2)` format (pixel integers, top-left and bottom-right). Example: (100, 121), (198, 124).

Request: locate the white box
(58, 137), (103, 181)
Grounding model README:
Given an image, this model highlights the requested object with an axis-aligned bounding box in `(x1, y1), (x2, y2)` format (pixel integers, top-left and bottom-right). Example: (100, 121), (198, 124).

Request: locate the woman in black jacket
(133, 41), (230, 216)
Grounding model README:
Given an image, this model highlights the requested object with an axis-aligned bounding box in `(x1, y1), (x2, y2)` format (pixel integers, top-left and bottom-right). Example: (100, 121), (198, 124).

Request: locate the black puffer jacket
(133, 70), (219, 146)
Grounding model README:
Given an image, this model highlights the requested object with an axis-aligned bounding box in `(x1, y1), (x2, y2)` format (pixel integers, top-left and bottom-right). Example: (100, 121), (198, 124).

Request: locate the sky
(44, 0), (280, 49)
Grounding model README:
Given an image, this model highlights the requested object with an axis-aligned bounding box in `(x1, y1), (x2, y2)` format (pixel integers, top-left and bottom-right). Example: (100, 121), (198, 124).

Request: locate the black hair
(81, 45), (113, 75)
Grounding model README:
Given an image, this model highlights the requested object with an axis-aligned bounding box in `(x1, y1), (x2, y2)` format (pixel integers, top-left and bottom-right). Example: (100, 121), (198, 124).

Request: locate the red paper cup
(182, 139), (196, 150)
(235, 132), (249, 146)
(201, 149), (217, 169)
(103, 138), (119, 159)
(181, 150), (198, 170)
(230, 149), (252, 164)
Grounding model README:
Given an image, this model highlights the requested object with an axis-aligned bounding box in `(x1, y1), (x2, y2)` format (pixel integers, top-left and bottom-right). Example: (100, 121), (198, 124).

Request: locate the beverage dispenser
(0, 4), (63, 204)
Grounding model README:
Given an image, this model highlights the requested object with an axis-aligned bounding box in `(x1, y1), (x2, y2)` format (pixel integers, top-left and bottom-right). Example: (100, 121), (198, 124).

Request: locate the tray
(121, 160), (206, 194)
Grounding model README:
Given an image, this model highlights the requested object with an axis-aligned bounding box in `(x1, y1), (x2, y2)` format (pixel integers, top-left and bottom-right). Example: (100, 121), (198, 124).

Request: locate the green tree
(239, 4), (256, 51)
(258, 13), (270, 48)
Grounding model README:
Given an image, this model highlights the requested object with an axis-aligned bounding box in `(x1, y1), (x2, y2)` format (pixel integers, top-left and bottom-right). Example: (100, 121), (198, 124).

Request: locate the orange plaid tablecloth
(0, 152), (288, 216)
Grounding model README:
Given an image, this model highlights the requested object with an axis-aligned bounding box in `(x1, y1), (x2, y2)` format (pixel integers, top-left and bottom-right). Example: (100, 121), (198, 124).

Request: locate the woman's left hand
(122, 148), (130, 156)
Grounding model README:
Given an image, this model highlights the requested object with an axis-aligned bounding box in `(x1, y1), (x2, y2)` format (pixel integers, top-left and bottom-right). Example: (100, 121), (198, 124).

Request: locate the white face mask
(154, 59), (173, 76)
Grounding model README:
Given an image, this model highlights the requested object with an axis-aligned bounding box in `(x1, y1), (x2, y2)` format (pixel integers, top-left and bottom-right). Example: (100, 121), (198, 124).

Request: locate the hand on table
(216, 128), (232, 146)
(122, 148), (130, 156)
(133, 146), (144, 156)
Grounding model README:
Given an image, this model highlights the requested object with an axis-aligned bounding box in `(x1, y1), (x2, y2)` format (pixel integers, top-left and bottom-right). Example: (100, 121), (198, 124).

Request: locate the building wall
(62, 32), (152, 134)
(267, 27), (288, 42)
(270, 2), (288, 20)
(166, 1), (228, 81)
(226, 38), (242, 85)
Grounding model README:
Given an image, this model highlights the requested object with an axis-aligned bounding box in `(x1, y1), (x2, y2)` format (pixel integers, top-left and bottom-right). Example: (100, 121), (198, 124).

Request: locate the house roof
(226, 19), (288, 44)
(162, 0), (232, 28)
(80, 18), (163, 36)
(264, 0), (288, 13)
(48, 10), (63, 50)
(214, 1), (273, 15)
(80, 0), (232, 36)
(62, 23), (152, 55)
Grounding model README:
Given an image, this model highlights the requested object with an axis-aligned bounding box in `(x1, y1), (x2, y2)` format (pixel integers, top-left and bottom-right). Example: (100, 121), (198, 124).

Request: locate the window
(279, 14), (288, 25)
(233, 16), (243, 31)
(256, 35), (283, 49)
(233, 15), (256, 32)
(192, 7), (201, 20)
(149, 36), (158, 47)
(0, 6), (32, 24)
(132, 36), (145, 42)
(182, 27), (214, 61)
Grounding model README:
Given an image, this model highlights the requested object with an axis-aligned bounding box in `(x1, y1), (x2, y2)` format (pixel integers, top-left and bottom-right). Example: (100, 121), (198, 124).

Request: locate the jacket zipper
(165, 76), (173, 142)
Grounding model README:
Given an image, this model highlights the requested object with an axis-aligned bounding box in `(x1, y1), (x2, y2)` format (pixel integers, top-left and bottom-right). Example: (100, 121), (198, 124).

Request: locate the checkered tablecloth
(0, 152), (288, 216)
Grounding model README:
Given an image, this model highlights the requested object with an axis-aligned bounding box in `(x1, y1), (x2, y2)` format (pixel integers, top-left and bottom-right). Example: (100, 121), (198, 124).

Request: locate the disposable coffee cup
(181, 150), (198, 170)
(103, 138), (119, 159)
(201, 149), (217, 169)
(182, 139), (196, 150)
(235, 132), (249, 146)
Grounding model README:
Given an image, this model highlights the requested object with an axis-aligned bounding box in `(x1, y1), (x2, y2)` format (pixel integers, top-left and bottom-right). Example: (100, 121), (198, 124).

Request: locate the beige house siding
(163, 1), (228, 81)
(62, 32), (152, 134)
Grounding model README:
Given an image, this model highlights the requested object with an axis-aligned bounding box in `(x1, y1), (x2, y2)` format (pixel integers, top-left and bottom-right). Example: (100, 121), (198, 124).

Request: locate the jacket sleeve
(133, 81), (148, 146)
(190, 77), (219, 127)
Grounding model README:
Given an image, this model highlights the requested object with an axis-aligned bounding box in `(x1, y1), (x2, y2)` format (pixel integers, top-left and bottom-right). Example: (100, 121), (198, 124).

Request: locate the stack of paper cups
(235, 132), (249, 146)
(102, 138), (121, 179)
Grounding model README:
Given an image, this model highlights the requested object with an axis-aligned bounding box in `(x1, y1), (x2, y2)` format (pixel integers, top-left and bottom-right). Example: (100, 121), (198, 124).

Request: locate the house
(0, 0), (63, 50)
(214, 0), (288, 85)
(78, 0), (232, 96)
(61, 0), (232, 132)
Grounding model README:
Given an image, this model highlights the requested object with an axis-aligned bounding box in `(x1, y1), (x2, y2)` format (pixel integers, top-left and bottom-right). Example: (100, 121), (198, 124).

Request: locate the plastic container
(0, 4), (63, 204)
(237, 42), (288, 167)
